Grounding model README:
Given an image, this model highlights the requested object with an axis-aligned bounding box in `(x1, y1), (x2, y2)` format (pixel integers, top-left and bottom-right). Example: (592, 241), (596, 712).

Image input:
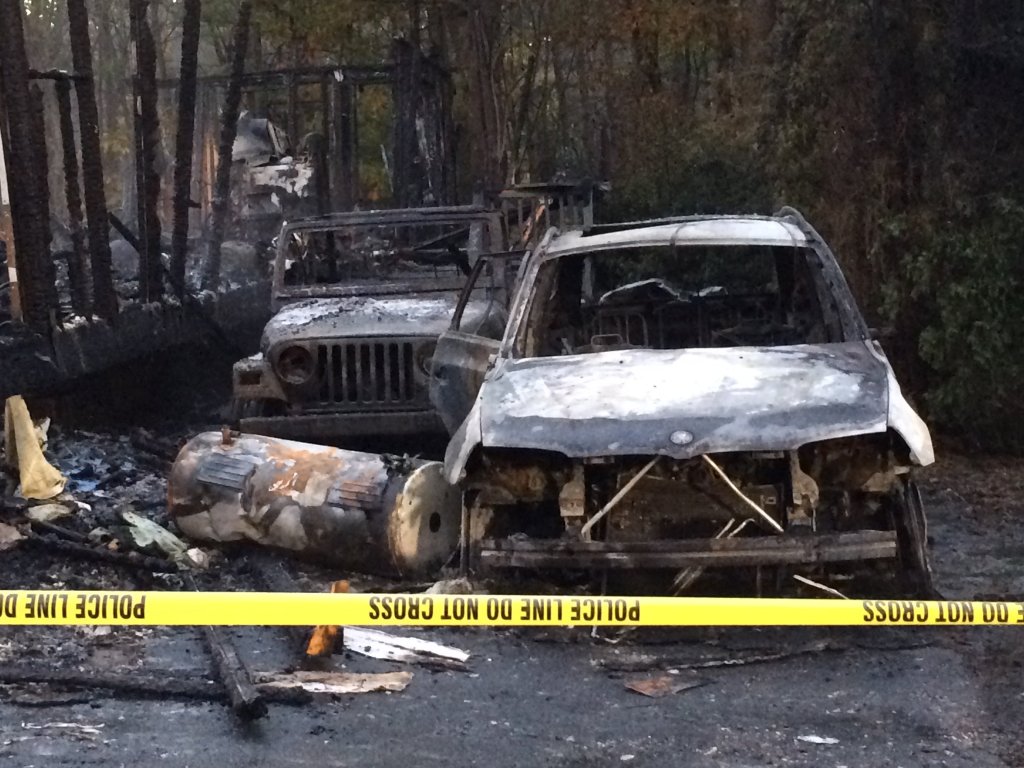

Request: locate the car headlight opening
(276, 345), (315, 385)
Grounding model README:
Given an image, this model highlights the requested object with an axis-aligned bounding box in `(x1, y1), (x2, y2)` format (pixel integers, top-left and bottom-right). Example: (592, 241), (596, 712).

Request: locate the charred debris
(0, 0), (935, 629)
(0, 0), (458, 402)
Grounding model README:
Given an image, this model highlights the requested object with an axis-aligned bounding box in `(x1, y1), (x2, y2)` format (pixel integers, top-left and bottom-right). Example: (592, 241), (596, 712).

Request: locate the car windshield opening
(519, 244), (834, 357)
(278, 218), (492, 296)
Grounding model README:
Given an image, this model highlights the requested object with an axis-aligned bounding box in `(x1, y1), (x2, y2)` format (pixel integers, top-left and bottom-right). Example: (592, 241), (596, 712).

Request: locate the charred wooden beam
(28, 84), (58, 318)
(391, 38), (415, 208)
(28, 519), (89, 542)
(0, 0), (54, 332)
(156, 65), (393, 90)
(170, 0), (202, 300)
(247, 554), (312, 651)
(107, 211), (142, 253)
(286, 72), (298, 148)
(200, 623), (268, 719)
(0, 663), (310, 705)
(129, 0), (146, 293)
(202, 0), (252, 291)
(318, 73), (331, 213)
(28, 70), (86, 82)
(23, 533), (179, 573)
(333, 79), (358, 209)
(54, 77), (92, 317)
(66, 0), (117, 320)
(187, 573), (266, 720)
(130, 0), (163, 302)
(441, 59), (457, 204)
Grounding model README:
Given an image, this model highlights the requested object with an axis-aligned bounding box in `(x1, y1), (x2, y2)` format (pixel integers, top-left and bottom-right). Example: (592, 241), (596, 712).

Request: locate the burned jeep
(232, 207), (510, 443)
(431, 208), (935, 594)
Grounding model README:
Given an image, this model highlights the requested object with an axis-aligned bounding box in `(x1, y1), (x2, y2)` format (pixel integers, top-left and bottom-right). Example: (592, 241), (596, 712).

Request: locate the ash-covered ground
(1, 387), (1023, 768)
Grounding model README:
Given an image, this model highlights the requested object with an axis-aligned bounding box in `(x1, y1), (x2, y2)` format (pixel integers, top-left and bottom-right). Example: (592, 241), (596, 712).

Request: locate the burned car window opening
(519, 244), (832, 358)
(281, 222), (476, 293)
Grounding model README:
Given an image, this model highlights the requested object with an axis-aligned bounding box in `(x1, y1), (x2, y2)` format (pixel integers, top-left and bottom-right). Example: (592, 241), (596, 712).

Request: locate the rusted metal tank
(168, 431), (462, 577)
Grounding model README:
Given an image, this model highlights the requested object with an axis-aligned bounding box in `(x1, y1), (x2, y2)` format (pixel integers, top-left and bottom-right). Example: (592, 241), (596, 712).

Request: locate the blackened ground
(1, 417), (1023, 766)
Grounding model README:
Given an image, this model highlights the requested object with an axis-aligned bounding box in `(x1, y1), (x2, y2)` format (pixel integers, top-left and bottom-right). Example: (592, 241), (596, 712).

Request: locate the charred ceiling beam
(170, 0), (202, 301)
(66, 0), (117, 320)
(54, 77), (91, 317)
(130, 0), (164, 302)
(202, 0), (252, 292)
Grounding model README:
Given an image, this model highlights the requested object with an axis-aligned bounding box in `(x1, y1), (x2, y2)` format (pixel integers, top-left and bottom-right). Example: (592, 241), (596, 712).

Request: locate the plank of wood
(257, 670), (412, 695)
(343, 627), (469, 669)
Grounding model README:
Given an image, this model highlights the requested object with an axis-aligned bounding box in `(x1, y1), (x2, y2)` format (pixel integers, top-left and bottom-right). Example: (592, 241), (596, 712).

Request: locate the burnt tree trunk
(629, 2), (662, 95)
(466, 3), (504, 188)
(131, 0), (163, 301)
(54, 77), (92, 317)
(0, 0), (55, 332)
(202, 0), (251, 292)
(67, 0), (117, 320)
(171, 0), (202, 299)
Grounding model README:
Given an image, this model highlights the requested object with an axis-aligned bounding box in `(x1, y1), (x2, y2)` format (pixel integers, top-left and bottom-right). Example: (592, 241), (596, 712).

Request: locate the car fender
(868, 342), (934, 466)
(443, 398), (484, 484)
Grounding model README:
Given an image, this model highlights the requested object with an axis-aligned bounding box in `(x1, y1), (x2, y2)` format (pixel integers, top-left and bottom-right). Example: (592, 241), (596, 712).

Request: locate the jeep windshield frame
(271, 206), (504, 304)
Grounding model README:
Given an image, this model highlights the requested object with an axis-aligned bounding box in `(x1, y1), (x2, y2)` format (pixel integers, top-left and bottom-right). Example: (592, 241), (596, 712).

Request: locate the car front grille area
(314, 340), (420, 406)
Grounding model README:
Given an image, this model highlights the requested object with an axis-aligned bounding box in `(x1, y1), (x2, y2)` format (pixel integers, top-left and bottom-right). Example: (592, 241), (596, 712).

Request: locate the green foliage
(604, 113), (772, 221)
(888, 198), (1024, 449)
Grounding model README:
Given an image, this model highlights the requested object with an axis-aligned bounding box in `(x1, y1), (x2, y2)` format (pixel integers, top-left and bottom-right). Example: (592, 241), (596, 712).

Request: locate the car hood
(477, 342), (891, 458)
(262, 295), (488, 351)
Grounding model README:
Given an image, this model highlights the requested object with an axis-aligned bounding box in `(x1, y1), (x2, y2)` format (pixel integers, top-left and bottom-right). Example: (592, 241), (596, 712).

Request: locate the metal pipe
(579, 456), (660, 541)
(701, 455), (784, 533)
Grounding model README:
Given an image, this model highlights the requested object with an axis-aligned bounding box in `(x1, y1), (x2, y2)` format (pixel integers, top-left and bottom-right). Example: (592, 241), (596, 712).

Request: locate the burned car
(232, 207), (510, 442)
(431, 208), (935, 594)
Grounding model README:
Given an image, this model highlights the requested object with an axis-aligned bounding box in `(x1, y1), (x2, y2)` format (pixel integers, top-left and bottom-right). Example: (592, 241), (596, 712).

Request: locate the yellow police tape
(1, 591), (1023, 626)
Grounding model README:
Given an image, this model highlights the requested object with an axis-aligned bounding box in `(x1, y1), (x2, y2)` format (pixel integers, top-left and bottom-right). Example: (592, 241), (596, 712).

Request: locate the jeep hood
(262, 295), (493, 351)
(476, 342), (902, 460)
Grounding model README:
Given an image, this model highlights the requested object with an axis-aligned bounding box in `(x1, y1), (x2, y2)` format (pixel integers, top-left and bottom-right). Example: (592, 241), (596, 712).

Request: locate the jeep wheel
(893, 479), (938, 598)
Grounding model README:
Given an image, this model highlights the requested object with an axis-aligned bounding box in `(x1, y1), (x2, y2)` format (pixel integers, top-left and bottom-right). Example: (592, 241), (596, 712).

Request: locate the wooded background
(17, 0), (1024, 449)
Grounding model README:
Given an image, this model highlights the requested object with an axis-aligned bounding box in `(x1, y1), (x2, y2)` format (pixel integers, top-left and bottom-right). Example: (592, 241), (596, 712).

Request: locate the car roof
(544, 216), (809, 256)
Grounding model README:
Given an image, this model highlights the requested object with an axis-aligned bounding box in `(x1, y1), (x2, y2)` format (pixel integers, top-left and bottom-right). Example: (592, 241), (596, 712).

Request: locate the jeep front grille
(315, 341), (418, 406)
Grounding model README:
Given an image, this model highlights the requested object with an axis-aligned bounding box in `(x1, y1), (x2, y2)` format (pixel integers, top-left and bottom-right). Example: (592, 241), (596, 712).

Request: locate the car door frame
(430, 250), (524, 434)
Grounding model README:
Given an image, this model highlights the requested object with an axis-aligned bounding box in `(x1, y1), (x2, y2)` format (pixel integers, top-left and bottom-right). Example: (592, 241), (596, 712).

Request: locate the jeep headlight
(275, 345), (315, 385)
(415, 342), (437, 376)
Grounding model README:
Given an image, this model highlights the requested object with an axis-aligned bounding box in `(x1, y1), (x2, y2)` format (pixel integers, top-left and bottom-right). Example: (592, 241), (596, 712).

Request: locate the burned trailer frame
(232, 206), (512, 443)
(431, 208), (936, 594)
(156, 43), (456, 243)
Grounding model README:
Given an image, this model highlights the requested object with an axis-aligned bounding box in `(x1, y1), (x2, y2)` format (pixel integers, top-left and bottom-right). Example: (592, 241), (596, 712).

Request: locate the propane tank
(168, 431), (462, 577)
